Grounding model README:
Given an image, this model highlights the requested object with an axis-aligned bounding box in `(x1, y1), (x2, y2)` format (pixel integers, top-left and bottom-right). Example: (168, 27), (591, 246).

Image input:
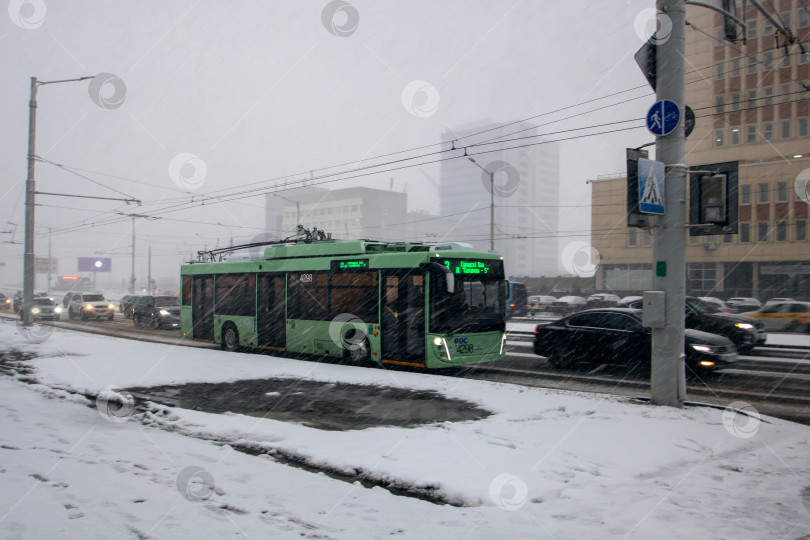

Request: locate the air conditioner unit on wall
(703, 241), (716, 251)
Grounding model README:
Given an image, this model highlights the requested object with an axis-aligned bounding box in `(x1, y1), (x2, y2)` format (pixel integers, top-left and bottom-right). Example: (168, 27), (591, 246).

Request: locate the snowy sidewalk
(2, 320), (810, 538)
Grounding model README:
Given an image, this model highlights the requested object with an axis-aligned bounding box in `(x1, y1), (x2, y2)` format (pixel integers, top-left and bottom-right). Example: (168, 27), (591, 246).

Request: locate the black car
(624, 296), (766, 354)
(533, 308), (738, 373)
(132, 295), (180, 329)
(119, 294), (141, 319)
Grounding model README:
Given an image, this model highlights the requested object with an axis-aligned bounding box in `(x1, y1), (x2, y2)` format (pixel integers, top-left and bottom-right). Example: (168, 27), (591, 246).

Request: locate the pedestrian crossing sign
(638, 158), (665, 215)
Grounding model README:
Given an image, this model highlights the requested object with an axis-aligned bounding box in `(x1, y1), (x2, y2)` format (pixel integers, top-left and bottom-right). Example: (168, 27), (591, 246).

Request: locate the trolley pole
(651, 0), (687, 407)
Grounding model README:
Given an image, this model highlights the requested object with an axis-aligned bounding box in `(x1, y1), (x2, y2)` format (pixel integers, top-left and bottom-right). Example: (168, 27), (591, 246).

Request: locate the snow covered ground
(2, 319), (810, 539)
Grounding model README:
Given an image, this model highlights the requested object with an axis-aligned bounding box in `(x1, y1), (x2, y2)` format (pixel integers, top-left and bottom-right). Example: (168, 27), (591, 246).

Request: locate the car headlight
(734, 322), (754, 330)
(31, 307), (40, 314)
(85, 304), (94, 310)
(690, 344), (714, 353)
(54, 306), (62, 313)
(159, 309), (170, 316)
(107, 303), (114, 309)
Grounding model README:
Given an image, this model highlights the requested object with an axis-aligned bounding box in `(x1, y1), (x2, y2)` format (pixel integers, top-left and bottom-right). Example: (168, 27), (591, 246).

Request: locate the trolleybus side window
(182, 276), (192, 306)
(288, 272), (329, 320)
(330, 271), (378, 320)
(215, 273), (256, 316)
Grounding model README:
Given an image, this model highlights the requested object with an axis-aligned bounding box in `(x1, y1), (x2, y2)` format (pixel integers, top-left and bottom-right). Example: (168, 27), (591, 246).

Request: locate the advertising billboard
(78, 257), (112, 273)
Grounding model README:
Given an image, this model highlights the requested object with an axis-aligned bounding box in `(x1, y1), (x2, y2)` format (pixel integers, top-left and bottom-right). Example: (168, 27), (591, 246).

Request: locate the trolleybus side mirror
(420, 262), (455, 295)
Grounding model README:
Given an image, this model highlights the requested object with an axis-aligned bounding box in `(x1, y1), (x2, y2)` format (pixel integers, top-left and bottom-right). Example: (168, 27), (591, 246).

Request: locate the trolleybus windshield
(429, 259), (506, 334)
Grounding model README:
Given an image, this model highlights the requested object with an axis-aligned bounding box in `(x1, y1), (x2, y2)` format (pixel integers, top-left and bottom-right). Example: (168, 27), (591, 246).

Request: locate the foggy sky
(0, 0), (655, 286)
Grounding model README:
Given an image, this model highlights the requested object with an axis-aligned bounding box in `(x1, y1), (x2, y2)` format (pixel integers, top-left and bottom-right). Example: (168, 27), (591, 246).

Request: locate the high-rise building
(439, 121), (561, 277)
(591, 1), (810, 299)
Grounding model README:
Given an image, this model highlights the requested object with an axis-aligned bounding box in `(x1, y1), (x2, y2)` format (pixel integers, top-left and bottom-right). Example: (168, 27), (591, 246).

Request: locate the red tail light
(509, 303), (515, 307)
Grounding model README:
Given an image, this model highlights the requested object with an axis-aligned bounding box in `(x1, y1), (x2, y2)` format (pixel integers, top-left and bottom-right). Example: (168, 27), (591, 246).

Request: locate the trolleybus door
(381, 272), (424, 361)
(257, 274), (286, 348)
(192, 275), (214, 341)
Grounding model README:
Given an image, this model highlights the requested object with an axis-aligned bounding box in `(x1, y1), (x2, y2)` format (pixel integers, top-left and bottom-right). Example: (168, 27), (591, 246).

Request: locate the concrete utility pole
(651, 0), (687, 407)
(23, 75), (93, 325)
(147, 245), (151, 294)
(23, 77), (38, 325)
(131, 216), (136, 294)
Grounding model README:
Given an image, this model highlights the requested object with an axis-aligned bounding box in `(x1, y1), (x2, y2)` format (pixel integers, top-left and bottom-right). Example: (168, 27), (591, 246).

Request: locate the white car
(67, 292), (115, 321)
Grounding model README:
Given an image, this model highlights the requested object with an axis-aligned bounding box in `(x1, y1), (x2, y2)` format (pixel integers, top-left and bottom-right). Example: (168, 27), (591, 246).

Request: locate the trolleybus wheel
(343, 333), (371, 365)
(222, 323), (240, 352)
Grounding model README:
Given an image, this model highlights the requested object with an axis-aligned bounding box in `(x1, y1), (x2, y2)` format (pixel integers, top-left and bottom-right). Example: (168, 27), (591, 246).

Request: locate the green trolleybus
(179, 238), (508, 369)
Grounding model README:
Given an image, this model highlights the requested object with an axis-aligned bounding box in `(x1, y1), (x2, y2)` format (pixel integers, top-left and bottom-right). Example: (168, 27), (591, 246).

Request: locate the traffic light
(688, 161), (739, 236)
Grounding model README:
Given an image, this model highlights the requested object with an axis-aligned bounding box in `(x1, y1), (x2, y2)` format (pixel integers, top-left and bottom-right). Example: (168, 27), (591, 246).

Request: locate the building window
(748, 55), (757, 74)
(690, 233), (699, 245)
(764, 122), (773, 140)
(643, 230), (652, 246)
(715, 95), (725, 113)
(801, 9), (809, 28)
(800, 118), (808, 137)
(741, 223), (751, 243)
(716, 129), (724, 147)
(747, 125), (757, 143)
(759, 182), (769, 203)
(628, 230), (637, 247)
(802, 50), (809, 65)
(764, 51), (773, 70)
(747, 19), (757, 39)
(782, 120), (791, 139)
(687, 263), (717, 295)
(758, 221), (769, 242)
(781, 12), (790, 28)
(716, 62), (724, 79)
(731, 127), (740, 144)
(776, 220), (787, 241)
(741, 184), (751, 204)
(783, 51), (791, 68)
(732, 93), (740, 110)
(732, 57), (741, 76)
(777, 181), (788, 201)
(747, 90), (757, 109)
(782, 83), (791, 104)
(765, 19), (773, 35)
(723, 232), (733, 243)
(798, 220), (807, 241)
(764, 87), (773, 105)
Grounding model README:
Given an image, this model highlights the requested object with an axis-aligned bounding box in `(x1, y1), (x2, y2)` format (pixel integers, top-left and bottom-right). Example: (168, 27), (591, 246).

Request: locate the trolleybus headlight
(433, 337), (443, 346)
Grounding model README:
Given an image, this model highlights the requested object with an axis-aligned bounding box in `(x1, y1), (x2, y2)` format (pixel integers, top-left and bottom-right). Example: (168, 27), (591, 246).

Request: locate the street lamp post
(23, 75), (94, 325)
(468, 157), (495, 252)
